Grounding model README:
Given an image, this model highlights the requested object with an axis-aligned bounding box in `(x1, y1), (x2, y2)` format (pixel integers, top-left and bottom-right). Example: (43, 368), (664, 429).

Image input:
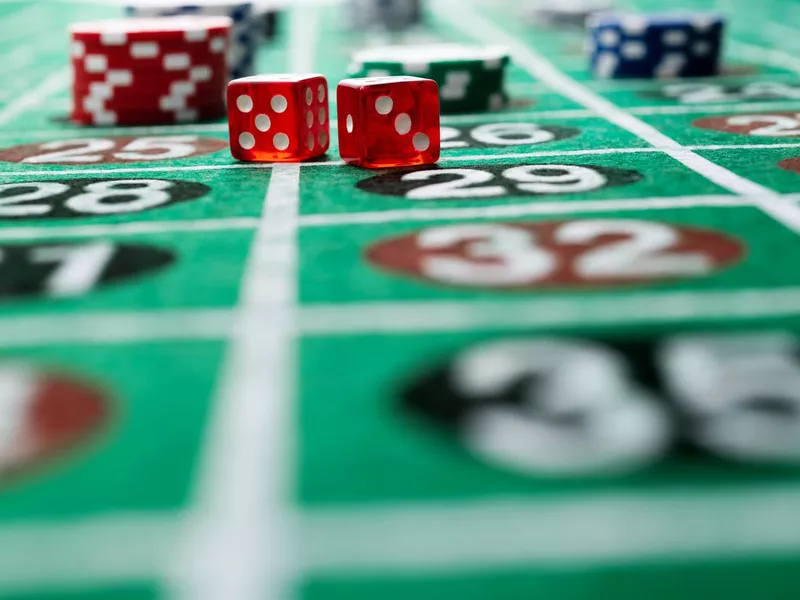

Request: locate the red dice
(337, 76), (440, 168)
(227, 74), (330, 162)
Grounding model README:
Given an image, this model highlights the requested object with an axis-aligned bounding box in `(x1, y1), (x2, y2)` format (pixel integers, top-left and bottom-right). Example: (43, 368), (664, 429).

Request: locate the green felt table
(1, 0), (800, 598)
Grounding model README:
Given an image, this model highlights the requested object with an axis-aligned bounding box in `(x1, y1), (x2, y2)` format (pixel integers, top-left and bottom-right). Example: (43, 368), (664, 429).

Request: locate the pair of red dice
(226, 74), (440, 168)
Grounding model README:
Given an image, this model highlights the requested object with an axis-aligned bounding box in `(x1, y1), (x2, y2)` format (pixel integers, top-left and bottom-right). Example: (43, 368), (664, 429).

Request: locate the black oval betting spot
(0, 242), (175, 300)
(0, 177), (211, 220)
(357, 163), (644, 199)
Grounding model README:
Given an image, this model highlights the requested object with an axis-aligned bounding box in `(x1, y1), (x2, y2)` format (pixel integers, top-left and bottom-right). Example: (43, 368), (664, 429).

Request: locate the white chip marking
(692, 14), (718, 32)
(375, 96), (393, 115)
(594, 52), (619, 78)
(621, 15), (648, 35)
(663, 29), (689, 46)
(413, 132), (430, 152)
(346, 114), (354, 133)
(307, 133), (315, 151)
(271, 94), (288, 113)
(255, 114), (271, 132)
(107, 70), (132, 85)
(210, 37), (226, 54)
(693, 41), (713, 56)
(403, 60), (429, 74)
(239, 132), (256, 150)
(160, 95), (185, 111)
(317, 84), (325, 103)
(171, 81), (195, 97)
(598, 29), (620, 48)
(100, 32), (126, 46)
(237, 95), (254, 113)
(131, 42), (159, 58)
(70, 41), (85, 58)
(164, 53), (190, 71)
(318, 108), (326, 125)
(305, 87), (313, 105)
(185, 29), (207, 42)
(656, 52), (687, 78)
(84, 55), (107, 73)
(395, 113), (412, 135)
(489, 93), (505, 110)
(273, 133), (290, 151)
(440, 70), (470, 101)
(190, 66), (212, 82)
(621, 41), (646, 60)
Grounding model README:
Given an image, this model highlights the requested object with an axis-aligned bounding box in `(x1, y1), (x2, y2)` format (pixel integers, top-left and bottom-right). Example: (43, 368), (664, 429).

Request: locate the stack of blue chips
(588, 12), (725, 79)
(124, 0), (259, 79)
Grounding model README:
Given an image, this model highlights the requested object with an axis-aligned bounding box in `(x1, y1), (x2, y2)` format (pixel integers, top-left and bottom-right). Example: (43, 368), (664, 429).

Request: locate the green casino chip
(349, 43), (511, 113)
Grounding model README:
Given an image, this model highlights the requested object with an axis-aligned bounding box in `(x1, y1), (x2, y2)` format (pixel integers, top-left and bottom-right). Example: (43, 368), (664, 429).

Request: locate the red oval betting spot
(0, 364), (111, 483)
(366, 219), (745, 290)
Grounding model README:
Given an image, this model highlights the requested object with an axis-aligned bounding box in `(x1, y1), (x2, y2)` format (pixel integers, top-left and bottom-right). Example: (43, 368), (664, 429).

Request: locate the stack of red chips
(70, 16), (232, 126)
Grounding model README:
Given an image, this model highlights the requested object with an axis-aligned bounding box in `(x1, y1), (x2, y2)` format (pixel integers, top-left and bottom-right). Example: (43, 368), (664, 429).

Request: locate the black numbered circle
(440, 122), (580, 150)
(357, 163), (644, 200)
(0, 178), (210, 220)
(0, 241), (175, 299)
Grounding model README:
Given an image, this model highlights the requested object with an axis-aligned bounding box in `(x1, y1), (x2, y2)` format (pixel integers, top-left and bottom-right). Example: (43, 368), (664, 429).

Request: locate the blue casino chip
(588, 12), (724, 79)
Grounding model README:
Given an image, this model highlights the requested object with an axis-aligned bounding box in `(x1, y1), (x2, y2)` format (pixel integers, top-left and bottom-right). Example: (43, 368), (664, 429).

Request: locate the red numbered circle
(0, 135), (227, 165)
(693, 113), (800, 137)
(778, 156), (800, 174)
(365, 219), (745, 289)
(0, 364), (111, 483)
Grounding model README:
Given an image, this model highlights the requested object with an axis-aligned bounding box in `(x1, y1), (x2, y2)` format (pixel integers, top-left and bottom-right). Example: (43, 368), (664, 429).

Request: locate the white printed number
(21, 136), (201, 163)
(440, 123), (558, 149)
(451, 333), (800, 477)
(418, 220), (712, 286)
(403, 165), (607, 200)
(0, 180), (176, 216)
(454, 340), (670, 476)
(725, 114), (800, 137)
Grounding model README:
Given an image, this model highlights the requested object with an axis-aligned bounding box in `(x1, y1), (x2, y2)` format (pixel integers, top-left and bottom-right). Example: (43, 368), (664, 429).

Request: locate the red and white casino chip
(69, 15), (232, 126)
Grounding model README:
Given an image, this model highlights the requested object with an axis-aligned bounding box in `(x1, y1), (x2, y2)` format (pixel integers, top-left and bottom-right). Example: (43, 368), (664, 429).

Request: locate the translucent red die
(227, 74), (330, 162)
(337, 76), (440, 168)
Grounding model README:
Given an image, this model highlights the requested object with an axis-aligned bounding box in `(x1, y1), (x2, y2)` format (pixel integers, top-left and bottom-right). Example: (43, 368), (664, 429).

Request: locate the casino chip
(526, 0), (613, 29)
(125, 0), (260, 79)
(342, 0), (423, 31)
(588, 12), (725, 79)
(70, 16), (231, 126)
(350, 44), (511, 113)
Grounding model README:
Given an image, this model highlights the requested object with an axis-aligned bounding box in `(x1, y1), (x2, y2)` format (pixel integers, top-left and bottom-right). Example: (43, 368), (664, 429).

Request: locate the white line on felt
(168, 5), (313, 598)
(3, 141), (800, 179)
(0, 68), (69, 129)
(0, 514), (178, 594)
(298, 287), (800, 335)
(0, 217), (261, 241)
(168, 167), (299, 600)
(298, 194), (752, 227)
(301, 487), (800, 573)
(0, 309), (232, 346)
(0, 194), (756, 242)
(432, 0), (800, 235)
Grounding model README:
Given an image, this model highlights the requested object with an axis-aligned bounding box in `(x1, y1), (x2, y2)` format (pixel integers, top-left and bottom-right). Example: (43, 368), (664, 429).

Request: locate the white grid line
(167, 5), (314, 599)
(3, 141), (800, 178)
(0, 286), (800, 348)
(0, 193), (761, 241)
